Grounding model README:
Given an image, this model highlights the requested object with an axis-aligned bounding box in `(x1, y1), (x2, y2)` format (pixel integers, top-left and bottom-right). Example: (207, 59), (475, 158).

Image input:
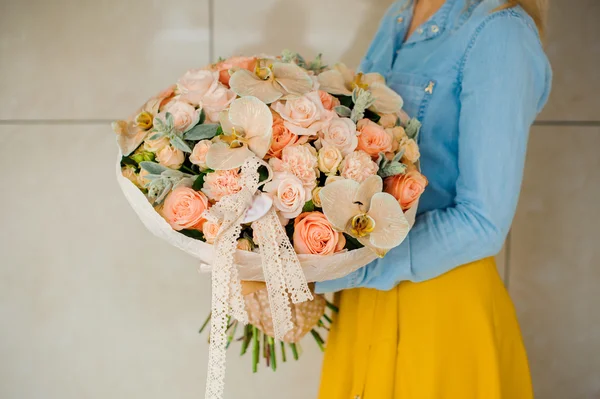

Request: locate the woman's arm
(316, 13), (552, 293)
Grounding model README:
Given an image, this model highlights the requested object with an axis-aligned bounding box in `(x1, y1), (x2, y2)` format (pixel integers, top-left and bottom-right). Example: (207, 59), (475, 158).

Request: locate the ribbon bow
(202, 156), (313, 399)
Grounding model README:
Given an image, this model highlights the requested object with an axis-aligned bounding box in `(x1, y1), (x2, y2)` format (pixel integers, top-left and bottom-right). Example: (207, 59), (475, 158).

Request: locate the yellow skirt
(318, 257), (533, 399)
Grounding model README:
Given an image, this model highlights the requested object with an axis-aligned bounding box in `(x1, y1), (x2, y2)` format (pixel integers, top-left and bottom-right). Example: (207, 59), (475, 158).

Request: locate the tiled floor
(1, 1), (599, 399)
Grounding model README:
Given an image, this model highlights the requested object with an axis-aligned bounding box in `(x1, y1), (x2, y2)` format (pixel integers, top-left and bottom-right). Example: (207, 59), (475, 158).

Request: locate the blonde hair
(497, 0), (548, 38)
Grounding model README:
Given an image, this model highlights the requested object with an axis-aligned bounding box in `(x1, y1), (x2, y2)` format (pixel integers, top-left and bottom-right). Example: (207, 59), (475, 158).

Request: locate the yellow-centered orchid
(228, 59), (314, 104)
(318, 175), (409, 257)
(112, 86), (176, 155)
(205, 96), (273, 170)
(317, 63), (404, 114)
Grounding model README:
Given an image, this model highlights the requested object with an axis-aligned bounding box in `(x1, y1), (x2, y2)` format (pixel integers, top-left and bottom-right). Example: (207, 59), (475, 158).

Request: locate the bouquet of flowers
(114, 51), (427, 399)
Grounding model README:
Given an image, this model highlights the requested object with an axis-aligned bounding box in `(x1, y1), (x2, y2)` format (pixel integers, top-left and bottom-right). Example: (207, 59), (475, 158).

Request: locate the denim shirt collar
(396, 0), (459, 45)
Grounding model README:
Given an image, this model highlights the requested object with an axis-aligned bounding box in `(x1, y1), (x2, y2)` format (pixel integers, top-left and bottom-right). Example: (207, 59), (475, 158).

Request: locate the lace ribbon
(203, 157), (312, 399)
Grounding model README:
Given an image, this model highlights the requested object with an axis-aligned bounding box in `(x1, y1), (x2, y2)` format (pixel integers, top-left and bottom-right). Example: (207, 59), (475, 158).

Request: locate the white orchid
(229, 59), (314, 104)
(318, 63), (404, 114)
(318, 175), (409, 256)
(205, 96), (273, 170)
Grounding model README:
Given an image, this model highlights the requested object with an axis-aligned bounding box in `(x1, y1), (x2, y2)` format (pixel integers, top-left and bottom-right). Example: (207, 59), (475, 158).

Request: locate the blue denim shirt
(315, 0), (552, 293)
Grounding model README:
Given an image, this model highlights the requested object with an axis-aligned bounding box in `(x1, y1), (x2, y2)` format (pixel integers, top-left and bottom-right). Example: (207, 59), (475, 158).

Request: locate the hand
(241, 281), (267, 296)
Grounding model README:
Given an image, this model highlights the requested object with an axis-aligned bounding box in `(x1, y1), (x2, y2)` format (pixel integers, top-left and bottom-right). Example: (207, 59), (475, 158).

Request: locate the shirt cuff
(314, 267), (366, 294)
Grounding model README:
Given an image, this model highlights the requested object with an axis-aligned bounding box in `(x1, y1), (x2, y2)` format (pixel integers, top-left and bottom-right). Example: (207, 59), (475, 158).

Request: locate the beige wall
(0, 1), (598, 398)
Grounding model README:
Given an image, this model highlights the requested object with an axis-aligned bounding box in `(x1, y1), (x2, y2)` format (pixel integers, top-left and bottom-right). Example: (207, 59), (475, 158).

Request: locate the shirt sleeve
(316, 13), (552, 293)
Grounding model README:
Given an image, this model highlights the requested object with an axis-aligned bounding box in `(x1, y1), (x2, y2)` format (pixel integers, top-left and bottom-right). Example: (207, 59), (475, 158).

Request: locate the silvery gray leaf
(153, 116), (166, 132)
(334, 105), (352, 118)
(376, 152), (389, 169)
(393, 149), (405, 163)
(379, 162), (407, 178)
(176, 177), (195, 189)
(183, 124), (220, 141)
(140, 161), (168, 175)
(149, 132), (163, 141)
(165, 112), (175, 130)
(170, 135), (192, 153)
(405, 118), (422, 140)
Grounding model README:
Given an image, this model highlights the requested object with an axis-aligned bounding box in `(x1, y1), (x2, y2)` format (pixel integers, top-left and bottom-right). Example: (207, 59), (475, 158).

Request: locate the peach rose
(137, 168), (151, 188)
(269, 144), (319, 191)
(158, 100), (201, 133)
(156, 145), (185, 169)
(384, 170), (428, 211)
(237, 238), (254, 251)
(201, 169), (242, 201)
(202, 220), (222, 244)
(340, 150), (379, 183)
(200, 83), (236, 122)
(320, 118), (358, 156)
(399, 137), (420, 163)
(311, 186), (323, 208)
(267, 120), (299, 158)
(177, 69), (217, 98)
(215, 56), (257, 87)
(271, 92), (332, 136)
(122, 166), (141, 188)
(378, 114), (398, 128)
(317, 146), (343, 175)
(292, 212), (346, 255)
(190, 140), (212, 169)
(162, 187), (209, 231)
(318, 90), (340, 111)
(263, 171), (311, 219)
(177, 69), (235, 122)
(143, 135), (170, 153)
(388, 126), (407, 142)
(357, 118), (393, 158)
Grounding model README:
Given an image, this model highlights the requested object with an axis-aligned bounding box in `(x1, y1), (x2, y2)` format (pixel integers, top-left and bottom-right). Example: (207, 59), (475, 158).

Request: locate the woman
(315, 0), (551, 398)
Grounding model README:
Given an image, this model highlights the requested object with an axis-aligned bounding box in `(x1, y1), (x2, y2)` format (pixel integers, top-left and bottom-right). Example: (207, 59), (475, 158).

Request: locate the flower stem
(268, 336), (277, 371)
(240, 324), (252, 356)
(290, 343), (299, 360)
(252, 326), (260, 373)
(198, 312), (211, 334)
(311, 329), (326, 352)
(280, 341), (287, 363)
(226, 320), (238, 349)
(325, 300), (339, 313)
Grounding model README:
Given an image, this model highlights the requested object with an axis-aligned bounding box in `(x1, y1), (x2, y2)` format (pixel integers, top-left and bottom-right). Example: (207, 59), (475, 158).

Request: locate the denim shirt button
(431, 25), (440, 33)
(397, 16), (404, 23)
(417, 27), (424, 34)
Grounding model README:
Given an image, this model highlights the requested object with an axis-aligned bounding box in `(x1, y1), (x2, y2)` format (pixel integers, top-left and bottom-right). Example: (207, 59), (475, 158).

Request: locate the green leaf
(363, 108), (381, 123)
(121, 155), (138, 167)
(405, 118), (422, 140)
(170, 134), (193, 153)
(184, 123), (220, 140)
(198, 109), (206, 125)
(258, 165), (269, 183)
(302, 200), (315, 213)
(343, 233), (364, 250)
(335, 95), (353, 108)
(140, 161), (168, 175)
(180, 229), (205, 240)
(215, 125), (224, 136)
(285, 222), (295, 243)
(334, 105), (352, 118)
(192, 173), (206, 191)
